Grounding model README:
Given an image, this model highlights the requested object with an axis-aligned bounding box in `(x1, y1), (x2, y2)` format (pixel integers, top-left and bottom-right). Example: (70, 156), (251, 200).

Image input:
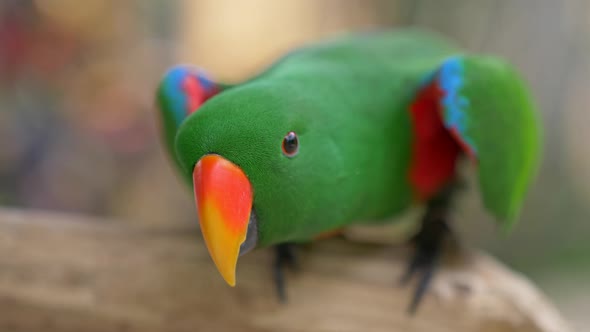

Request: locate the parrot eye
(282, 131), (299, 157)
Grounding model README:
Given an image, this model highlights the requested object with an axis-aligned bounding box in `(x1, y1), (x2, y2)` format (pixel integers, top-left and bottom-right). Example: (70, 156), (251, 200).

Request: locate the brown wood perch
(0, 209), (571, 332)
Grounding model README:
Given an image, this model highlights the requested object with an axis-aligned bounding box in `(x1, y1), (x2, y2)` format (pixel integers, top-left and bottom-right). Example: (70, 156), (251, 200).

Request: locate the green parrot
(156, 29), (541, 311)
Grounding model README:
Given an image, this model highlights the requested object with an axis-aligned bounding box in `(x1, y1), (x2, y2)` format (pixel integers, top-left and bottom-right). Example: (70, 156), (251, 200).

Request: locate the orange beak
(193, 154), (253, 286)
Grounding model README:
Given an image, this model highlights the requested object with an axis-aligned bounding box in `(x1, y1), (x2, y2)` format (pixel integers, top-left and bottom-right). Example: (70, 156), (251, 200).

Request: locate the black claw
(401, 182), (457, 314)
(398, 250), (422, 286)
(407, 248), (440, 315)
(273, 243), (298, 302)
(401, 217), (449, 314)
(274, 259), (287, 303)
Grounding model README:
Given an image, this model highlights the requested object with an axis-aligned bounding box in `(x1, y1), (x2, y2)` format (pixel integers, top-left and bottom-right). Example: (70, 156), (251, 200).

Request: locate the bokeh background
(1, 0), (589, 329)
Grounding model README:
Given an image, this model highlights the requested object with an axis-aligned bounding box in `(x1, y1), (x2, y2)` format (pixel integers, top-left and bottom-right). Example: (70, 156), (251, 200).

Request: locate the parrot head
(174, 80), (341, 286)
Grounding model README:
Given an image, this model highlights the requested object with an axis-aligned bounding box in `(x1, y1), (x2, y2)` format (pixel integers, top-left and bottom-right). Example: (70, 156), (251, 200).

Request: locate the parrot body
(156, 29), (541, 296)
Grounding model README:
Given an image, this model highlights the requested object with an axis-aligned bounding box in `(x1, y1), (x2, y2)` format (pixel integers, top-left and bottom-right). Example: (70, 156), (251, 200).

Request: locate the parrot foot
(273, 243), (299, 302)
(399, 184), (456, 314)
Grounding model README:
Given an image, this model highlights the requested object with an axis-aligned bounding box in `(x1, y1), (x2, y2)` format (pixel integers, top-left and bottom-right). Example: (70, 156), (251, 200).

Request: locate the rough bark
(0, 209), (571, 332)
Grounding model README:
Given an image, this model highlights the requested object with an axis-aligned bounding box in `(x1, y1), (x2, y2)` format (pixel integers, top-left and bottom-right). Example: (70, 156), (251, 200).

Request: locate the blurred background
(0, 0), (588, 329)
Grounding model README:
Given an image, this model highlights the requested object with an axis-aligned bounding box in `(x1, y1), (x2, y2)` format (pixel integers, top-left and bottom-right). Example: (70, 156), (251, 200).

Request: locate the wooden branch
(0, 209), (571, 332)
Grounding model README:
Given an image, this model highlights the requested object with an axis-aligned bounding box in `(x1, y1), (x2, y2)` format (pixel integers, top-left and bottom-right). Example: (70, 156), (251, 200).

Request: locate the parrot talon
(401, 216), (450, 315)
(273, 243), (298, 303)
(401, 184), (456, 315)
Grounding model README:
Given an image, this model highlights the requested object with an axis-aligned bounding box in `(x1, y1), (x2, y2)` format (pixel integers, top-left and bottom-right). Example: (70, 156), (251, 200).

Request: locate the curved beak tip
(212, 253), (237, 286)
(224, 274), (236, 287)
(193, 154), (253, 287)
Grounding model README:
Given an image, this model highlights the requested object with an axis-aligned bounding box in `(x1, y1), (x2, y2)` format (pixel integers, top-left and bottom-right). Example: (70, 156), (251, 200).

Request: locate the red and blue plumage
(159, 66), (218, 126)
(409, 57), (477, 200)
(156, 66), (219, 176)
(410, 56), (539, 223)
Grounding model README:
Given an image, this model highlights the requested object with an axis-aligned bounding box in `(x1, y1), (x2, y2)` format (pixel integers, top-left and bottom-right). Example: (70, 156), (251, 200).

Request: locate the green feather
(455, 57), (541, 227)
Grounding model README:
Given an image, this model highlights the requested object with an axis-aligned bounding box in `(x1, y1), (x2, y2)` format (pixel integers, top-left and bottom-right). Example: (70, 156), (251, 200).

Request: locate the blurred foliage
(1, 0), (589, 328)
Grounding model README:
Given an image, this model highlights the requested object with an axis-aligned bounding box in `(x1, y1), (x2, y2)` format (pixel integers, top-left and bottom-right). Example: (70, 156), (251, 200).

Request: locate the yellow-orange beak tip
(193, 154), (253, 287)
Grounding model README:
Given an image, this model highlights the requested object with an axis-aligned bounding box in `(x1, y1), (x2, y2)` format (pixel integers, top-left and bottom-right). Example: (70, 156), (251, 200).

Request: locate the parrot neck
(408, 80), (462, 201)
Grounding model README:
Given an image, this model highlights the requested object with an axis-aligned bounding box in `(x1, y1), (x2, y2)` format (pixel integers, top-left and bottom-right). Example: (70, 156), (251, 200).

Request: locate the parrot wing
(424, 55), (541, 228)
